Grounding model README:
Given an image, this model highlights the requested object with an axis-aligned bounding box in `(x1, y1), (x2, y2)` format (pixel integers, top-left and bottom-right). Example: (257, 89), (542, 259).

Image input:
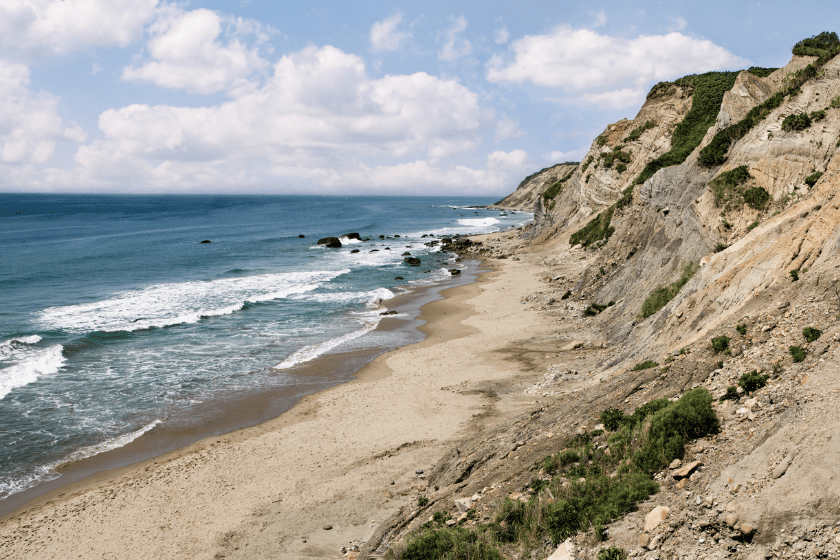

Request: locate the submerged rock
(199, 240), (211, 243)
(317, 237), (342, 248)
(404, 257), (421, 266)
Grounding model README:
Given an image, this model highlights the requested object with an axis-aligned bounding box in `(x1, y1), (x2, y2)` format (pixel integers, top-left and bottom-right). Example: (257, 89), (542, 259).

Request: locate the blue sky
(0, 0), (834, 195)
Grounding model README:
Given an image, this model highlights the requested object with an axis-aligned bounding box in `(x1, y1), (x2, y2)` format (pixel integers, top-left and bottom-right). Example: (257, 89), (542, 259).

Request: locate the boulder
(404, 257), (421, 266)
(395, 276), (404, 280)
(351, 249), (360, 253)
(453, 498), (472, 512)
(644, 505), (670, 532)
(343, 233), (362, 241)
(317, 237), (342, 248)
(449, 269), (461, 275)
(547, 539), (576, 560)
(298, 234), (305, 238)
(672, 460), (702, 479)
(560, 340), (585, 352)
(199, 239), (211, 243)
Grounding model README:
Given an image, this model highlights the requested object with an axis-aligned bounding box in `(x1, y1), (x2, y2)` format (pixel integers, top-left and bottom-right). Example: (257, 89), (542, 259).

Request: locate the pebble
(323, 525), (332, 530)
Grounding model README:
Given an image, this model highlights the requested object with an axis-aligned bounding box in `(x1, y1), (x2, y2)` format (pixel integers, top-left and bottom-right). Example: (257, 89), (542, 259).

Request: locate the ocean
(0, 194), (530, 511)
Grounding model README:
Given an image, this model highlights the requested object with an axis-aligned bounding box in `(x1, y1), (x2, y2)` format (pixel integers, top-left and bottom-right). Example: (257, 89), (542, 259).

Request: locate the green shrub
(597, 135), (608, 147)
(600, 408), (627, 431)
(634, 71), (739, 185)
(789, 346), (806, 362)
(805, 171), (824, 186)
(710, 165), (752, 206)
(515, 164), (564, 191)
(417, 495), (429, 507)
(624, 120), (656, 142)
(615, 185), (634, 210)
(616, 162), (627, 173)
(811, 109), (827, 122)
(582, 156), (594, 172)
(433, 511), (450, 523)
(543, 169), (576, 202)
(719, 386), (739, 402)
(803, 327), (823, 342)
(640, 263), (697, 318)
(601, 148), (633, 169)
(736, 324), (747, 335)
(782, 113), (812, 131)
(598, 547), (628, 560)
(715, 242), (727, 252)
(747, 66), (778, 78)
(831, 96), (840, 109)
(711, 336), (730, 353)
(633, 360), (659, 371)
(744, 187), (771, 209)
(397, 526), (502, 560)
(584, 303), (609, 316)
(558, 449), (581, 466)
(792, 32), (840, 57)
(738, 370), (769, 393)
(746, 220), (759, 232)
(570, 206), (615, 247)
(790, 269), (799, 281)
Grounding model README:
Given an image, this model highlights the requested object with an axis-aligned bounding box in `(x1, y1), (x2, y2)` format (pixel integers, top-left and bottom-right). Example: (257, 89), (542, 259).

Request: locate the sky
(0, 0), (835, 196)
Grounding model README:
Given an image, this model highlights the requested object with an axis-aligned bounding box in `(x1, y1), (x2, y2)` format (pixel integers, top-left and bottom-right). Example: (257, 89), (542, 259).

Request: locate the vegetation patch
(781, 113), (812, 131)
(747, 66), (778, 78)
(744, 187), (771, 210)
(711, 336), (731, 353)
(831, 96), (840, 109)
(582, 156), (594, 172)
(570, 206), (615, 247)
(736, 324), (747, 335)
(789, 346), (806, 363)
(738, 370), (770, 393)
(803, 327), (823, 342)
(640, 262), (698, 318)
(805, 171), (824, 186)
(623, 120), (656, 143)
(634, 71), (739, 186)
(700, 32), (840, 167)
(790, 269), (799, 282)
(543, 168), (577, 206)
(746, 220), (759, 232)
(632, 360), (659, 371)
(516, 164), (564, 191)
(710, 166), (752, 207)
(601, 148), (633, 169)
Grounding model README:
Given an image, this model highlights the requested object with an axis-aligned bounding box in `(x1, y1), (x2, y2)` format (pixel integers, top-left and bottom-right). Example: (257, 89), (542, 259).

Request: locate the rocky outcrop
(493, 163), (578, 212)
(317, 236), (342, 248)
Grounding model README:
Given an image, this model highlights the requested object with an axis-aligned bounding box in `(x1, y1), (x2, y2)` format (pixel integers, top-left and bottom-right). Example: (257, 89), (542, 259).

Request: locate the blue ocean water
(0, 194), (529, 503)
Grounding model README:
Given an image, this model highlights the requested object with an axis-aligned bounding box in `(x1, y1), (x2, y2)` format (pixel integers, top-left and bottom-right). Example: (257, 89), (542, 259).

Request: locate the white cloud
(549, 149), (586, 162)
(122, 7), (270, 94)
(0, 0), (157, 55)
(486, 27), (748, 102)
(581, 87), (647, 109)
(487, 149), (530, 170)
(495, 117), (524, 142)
(438, 16), (472, 62)
(370, 13), (409, 51)
(667, 16), (688, 32)
(0, 60), (85, 165)
(592, 10), (607, 28)
(494, 26), (509, 44)
(60, 45), (500, 193)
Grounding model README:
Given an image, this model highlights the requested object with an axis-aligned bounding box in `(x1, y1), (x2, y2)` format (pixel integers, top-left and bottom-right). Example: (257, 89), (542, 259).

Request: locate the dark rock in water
(298, 234), (305, 238)
(384, 247), (390, 250)
(317, 237), (342, 248)
(378, 235), (385, 239)
(441, 237), (452, 245)
(449, 269), (461, 275)
(351, 249), (360, 253)
(371, 249), (379, 252)
(343, 232), (361, 241)
(199, 240), (212, 243)
(404, 257), (421, 266)
(421, 234), (428, 238)
(394, 234), (401, 238)
(402, 252), (411, 256)
(379, 310), (398, 316)
(395, 276), (404, 280)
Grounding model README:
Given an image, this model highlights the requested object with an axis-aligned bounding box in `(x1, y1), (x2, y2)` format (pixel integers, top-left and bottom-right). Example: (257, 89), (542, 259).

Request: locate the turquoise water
(0, 194), (529, 503)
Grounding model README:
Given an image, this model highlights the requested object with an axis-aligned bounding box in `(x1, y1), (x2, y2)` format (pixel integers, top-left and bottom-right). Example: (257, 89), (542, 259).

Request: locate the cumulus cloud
(549, 149), (586, 162)
(122, 7), (270, 94)
(486, 27), (748, 102)
(592, 10), (607, 28)
(0, 0), (157, 55)
(63, 45), (502, 193)
(495, 117), (524, 142)
(667, 16), (688, 32)
(438, 16), (472, 62)
(581, 87), (647, 109)
(494, 26), (509, 44)
(370, 13), (409, 51)
(0, 60), (85, 165)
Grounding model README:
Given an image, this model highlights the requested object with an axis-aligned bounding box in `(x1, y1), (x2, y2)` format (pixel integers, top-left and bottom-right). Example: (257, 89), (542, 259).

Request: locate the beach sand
(0, 235), (555, 559)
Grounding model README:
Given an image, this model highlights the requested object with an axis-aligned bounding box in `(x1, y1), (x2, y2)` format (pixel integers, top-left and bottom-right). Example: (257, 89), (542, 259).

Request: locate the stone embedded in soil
(644, 505), (670, 532)
(673, 460), (702, 479)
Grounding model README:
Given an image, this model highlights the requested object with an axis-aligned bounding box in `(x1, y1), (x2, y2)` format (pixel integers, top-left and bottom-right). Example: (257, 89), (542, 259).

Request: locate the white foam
(37, 270), (350, 334)
(457, 217), (499, 228)
(0, 419), (163, 500)
(0, 344), (65, 400)
(273, 323), (377, 370)
(338, 236), (363, 244)
(0, 335), (43, 360)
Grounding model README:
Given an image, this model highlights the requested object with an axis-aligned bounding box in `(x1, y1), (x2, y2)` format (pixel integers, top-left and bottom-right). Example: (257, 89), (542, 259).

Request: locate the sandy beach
(0, 233), (556, 559)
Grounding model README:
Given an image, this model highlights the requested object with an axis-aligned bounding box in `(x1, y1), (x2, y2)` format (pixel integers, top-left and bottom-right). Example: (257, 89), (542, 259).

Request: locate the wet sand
(0, 235), (554, 559)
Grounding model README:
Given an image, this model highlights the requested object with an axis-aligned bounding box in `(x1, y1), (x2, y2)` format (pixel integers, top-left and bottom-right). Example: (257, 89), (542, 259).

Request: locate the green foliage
(633, 360), (659, 371)
(570, 206), (615, 247)
(803, 327), (823, 342)
(558, 449), (581, 466)
(433, 511), (450, 523)
(599, 409), (627, 432)
(634, 71), (739, 185)
(782, 113), (812, 131)
(789, 346), (806, 363)
(738, 370), (769, 394)
(640, 262), (698, 318)
(710, 166), (752, 206)
(615, 186), (634, 210)
(746, 220), (759, 232)
(582, 156), (594, 172)
(805, 171), (824, 186)
(744, 187), (771, 209)
(736, 324), (747, 335)
(646, 81), (675, 99)
(792, 32), (840, 57)
(811, 109), (827, 122)
(747, 66), (778, 78)
(597, 547), (628, 560)
(623, 120), (656, 142)
(831, 96), (840, 109)
(719, 386), (739, 402)
(711, 336), (731, 353)
(543, 169), (576, 202)
(615, 162), (627, 173)
(715, 243), (728, 253)
(790, 269), (799, 281)
(700, 34), (840, 167)
(584, 303), (610, 316)
(597, 135), (608, 147)
(417, 495), (429, 507)
(396, 526), (502, 560)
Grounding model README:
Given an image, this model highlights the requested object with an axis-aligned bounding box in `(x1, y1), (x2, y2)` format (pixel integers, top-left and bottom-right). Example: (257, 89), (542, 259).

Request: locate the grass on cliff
(390, 390), (718, 560)
(640, 262), (698, 319)
(699, 32), (840, 167)
(543, 168), (577, 208)
(570, 206), (615, 247)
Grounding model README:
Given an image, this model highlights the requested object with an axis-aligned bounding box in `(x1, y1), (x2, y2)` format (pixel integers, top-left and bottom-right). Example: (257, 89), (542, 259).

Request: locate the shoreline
(0, 259), (483, 518)
(0, 231), (555, 559)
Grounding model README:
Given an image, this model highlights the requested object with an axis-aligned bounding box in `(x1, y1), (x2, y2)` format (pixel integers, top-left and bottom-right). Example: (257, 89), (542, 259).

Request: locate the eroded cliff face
(492, 162), (578, 212)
